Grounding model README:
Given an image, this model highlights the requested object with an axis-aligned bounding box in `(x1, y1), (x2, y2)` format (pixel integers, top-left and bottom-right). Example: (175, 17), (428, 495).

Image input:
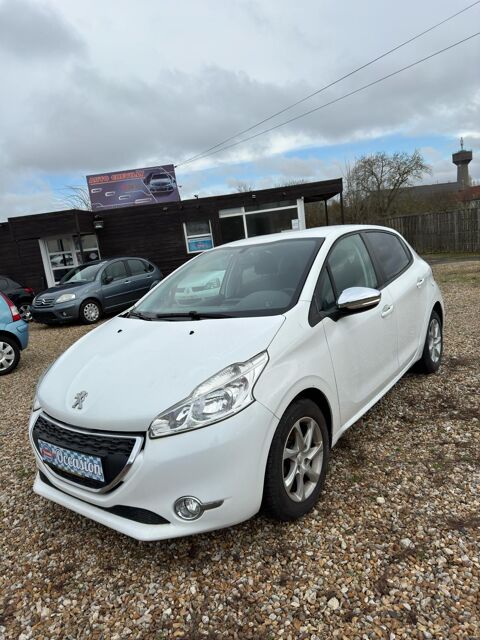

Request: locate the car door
(363, 231), (430, 371)
(100, 260), (131, 311)
(126, 259), (154, 302)
(316, 233), (398, 427)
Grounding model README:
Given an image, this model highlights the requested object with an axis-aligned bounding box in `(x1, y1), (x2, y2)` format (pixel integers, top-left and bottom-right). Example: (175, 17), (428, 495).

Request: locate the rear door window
(365, 232), (411, 282)
(127, 259), (148, 276)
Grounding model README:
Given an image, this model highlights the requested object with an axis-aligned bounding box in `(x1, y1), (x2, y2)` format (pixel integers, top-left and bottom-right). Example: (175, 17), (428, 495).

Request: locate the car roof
(223, 224), (400, 248)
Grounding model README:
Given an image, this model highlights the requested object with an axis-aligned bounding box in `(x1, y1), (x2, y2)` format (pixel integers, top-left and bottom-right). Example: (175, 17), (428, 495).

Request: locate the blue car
(0, 292), (29, 375)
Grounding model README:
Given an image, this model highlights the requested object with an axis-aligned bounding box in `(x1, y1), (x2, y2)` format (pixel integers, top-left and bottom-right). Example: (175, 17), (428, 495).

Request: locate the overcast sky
(0, 0), (479, 220)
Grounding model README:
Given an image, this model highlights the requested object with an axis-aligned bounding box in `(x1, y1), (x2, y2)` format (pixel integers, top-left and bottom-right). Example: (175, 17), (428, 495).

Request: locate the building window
(218, 202), (300, 244)
(184, 221), (214, 254)
(40, 234), (101, 286)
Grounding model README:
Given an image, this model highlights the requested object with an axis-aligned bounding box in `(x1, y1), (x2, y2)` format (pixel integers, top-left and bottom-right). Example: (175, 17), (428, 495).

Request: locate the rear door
(125, 259), (153, 302)
(363, 231), (429, 371)
(317, 233), (398, 427)
(100, 260), (131, 311)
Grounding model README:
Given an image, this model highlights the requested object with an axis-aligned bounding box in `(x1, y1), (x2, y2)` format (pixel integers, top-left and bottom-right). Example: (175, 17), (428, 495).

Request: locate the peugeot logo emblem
(72, 390), (88, 410)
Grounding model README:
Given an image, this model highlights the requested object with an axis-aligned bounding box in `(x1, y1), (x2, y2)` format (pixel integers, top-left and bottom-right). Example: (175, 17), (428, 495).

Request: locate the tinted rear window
(366, 232), (411, 282)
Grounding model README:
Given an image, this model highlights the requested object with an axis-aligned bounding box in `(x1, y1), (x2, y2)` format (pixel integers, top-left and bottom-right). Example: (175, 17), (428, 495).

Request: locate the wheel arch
(432, 301), (443, 325)
(80, 297), (103, 311)
(287, 388), (333, 447)
(0, 330), (21, 351)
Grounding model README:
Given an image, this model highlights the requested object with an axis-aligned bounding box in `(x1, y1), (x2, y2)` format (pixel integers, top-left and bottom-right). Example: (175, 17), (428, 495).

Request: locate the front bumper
(31, 303), (79, 324)
(30, 402), (278, 541)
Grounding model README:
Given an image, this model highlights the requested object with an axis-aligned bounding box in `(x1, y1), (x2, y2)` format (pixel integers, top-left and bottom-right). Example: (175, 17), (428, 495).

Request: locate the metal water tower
(452, 137), (472, 188)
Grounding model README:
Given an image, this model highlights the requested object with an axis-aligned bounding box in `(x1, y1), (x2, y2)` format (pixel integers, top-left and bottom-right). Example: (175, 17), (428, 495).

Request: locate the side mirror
(103, 275), (113, 285)
(337, 287), (381, 312)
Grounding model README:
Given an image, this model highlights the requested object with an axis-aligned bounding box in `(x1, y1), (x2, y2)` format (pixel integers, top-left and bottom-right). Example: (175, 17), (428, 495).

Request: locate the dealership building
(0, 178), (343, 291)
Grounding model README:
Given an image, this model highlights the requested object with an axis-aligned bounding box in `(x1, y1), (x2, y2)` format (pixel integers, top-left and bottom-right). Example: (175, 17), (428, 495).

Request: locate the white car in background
(29, 225), (444, 541)
(175, 270), (225, 303)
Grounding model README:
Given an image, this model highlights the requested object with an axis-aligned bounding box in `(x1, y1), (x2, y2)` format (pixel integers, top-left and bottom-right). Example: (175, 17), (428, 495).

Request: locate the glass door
(45, 237), (78, 284)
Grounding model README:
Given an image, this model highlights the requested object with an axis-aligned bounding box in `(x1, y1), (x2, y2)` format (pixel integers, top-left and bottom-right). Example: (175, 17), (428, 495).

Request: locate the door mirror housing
(103, 274), (113, 285)
(337, 287), (381, 312)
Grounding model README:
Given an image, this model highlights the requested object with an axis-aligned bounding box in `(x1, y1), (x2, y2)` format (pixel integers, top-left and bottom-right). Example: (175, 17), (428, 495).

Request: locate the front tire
(417, 310), (443, 374)
(18, 303), (32, 322)
(79, 299), (102, 324)
(0, 337), (20, 375)
(263, 398), (330, 521)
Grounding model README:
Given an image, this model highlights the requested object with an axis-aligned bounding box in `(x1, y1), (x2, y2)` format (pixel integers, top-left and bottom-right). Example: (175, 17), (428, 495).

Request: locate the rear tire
(0, 336), (20, 375)
(263, 398), (330, 521)
(417, 310), (443, 374)
(79, 299), (102, 324)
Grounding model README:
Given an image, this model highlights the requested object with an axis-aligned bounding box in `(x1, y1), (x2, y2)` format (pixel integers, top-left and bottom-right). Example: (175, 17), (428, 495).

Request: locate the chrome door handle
(381, 304), (394, 318)
(124, 280), (130, 284)
(416, 278), (425, 288)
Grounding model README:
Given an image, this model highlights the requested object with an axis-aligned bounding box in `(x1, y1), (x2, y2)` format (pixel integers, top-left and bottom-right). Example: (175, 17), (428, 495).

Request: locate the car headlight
(149, 351), (268, 438)
(56, 293), (76, 304)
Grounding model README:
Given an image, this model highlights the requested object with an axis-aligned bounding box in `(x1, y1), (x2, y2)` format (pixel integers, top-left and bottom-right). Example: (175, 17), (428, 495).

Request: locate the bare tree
(233, 181), (256, 193)
(273, 178), (309, 188)
(343, 150), (431, 221)
(57, 185), (92, 211)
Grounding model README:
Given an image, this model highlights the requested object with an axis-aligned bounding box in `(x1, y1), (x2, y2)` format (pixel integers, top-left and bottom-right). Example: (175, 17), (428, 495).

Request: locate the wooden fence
(384, 208), (480, 254)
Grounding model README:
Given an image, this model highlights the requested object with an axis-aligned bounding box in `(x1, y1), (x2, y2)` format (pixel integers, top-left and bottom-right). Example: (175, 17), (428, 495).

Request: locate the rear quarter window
(365, 232), (411, 283)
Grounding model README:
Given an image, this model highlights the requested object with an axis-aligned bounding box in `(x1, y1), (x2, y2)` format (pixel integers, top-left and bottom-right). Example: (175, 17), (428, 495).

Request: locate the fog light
(174, 496), (203, 521)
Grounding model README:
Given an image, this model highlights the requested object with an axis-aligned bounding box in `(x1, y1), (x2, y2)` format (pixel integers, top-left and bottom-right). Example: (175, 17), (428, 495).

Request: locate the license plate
(38, 439), (105, 482)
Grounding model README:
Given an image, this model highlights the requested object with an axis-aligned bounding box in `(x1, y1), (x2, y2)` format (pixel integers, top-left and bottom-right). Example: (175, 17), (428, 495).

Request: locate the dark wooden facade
(0, 178), (342, 290)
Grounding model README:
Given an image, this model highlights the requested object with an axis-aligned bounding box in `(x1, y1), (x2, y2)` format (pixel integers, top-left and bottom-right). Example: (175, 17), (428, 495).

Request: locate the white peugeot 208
(29, 225), (444, 541)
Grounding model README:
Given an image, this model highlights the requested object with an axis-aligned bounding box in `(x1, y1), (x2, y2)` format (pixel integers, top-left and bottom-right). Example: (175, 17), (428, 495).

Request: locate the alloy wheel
(282, 417), (323, 502)
(19, 304), (32, 322)
(428, 317), (442, 363)
(0, 341), (15, 372)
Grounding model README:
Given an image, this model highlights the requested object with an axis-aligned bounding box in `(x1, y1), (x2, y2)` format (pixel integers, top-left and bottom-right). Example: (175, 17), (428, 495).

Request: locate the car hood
(37, 282), (87, 296)
(38, 314), (285, 432)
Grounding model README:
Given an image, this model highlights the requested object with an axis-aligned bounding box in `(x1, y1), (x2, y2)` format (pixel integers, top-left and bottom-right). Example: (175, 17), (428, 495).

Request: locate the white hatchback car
(30, 225), (444, 541)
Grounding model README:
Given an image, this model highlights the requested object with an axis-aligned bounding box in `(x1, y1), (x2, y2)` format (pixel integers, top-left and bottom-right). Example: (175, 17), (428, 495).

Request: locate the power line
(176, 32), (479, 167)
(176, 0), (480, 168)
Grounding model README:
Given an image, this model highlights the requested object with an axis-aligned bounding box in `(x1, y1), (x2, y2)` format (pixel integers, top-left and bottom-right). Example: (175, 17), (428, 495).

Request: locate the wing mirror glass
(337, 287), (381, 312)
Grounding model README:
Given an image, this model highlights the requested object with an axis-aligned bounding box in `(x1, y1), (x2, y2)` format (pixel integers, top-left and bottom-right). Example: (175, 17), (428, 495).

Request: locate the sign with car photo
(86, 164), (180, 210)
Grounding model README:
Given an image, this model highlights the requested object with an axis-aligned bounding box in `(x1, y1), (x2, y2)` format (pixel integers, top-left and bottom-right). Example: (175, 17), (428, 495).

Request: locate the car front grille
(32, 414), (144, 492)
(34, 297), (55, 308)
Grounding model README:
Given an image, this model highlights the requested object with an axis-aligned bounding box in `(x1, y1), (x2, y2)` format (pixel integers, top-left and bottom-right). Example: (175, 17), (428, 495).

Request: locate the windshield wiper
(153, 311), (232, 320)
(124, 310), (153, 321)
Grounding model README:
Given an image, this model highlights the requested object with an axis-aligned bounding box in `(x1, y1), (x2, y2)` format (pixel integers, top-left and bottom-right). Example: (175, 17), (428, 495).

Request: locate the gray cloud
(0, 0), (84, 60)
(0, 0), (479, 219)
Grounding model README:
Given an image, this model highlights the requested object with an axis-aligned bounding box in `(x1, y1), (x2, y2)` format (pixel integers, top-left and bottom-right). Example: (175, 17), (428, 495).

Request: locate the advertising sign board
(87, 164), (180, 210)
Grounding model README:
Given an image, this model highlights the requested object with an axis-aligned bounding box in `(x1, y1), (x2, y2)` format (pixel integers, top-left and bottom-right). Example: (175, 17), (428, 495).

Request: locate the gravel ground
(1, 261), (479, 640)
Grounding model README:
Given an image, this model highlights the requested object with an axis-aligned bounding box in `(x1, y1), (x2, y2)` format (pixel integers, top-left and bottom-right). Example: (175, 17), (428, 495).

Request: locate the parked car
(145, 172), (176, 194)
(0, 275), (35, 321)
(29, 225), (443, 541)
(0, 292), (29, 375)
(31, 257), (162, 325)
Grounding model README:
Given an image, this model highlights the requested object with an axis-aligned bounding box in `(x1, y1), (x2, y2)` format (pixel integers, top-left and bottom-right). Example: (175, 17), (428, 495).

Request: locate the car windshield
(60, 263), (103, 284)
(134, 238), (322, 319)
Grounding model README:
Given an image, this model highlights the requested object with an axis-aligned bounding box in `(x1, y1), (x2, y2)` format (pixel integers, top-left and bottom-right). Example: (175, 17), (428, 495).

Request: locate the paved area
(1, 261), (479, 639)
